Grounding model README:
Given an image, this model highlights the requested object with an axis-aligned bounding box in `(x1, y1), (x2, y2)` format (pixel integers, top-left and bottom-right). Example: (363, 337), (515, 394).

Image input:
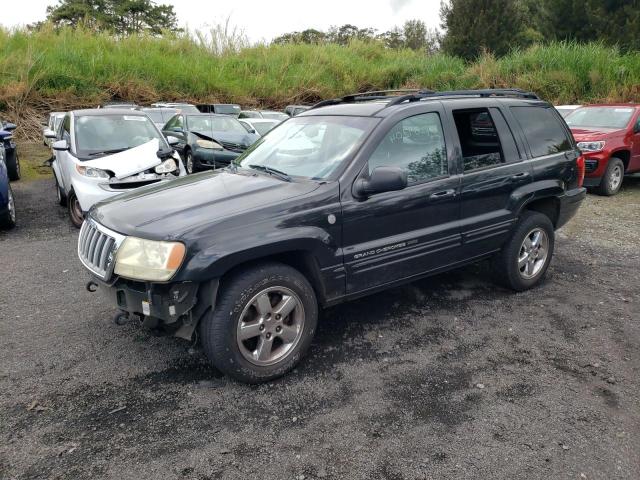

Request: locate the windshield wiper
(248, 164), (291, 182)
(87, 148), (128, 157)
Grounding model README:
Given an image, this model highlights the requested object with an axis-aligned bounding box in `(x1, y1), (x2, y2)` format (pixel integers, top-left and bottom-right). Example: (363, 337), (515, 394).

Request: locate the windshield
(253, 121), (279, 136)
(74, 114), (168, 158)
(188, 115), (247, 133)
(236, 116), (377, 180)
(565, 107), (635, 129)
(262, 112), (288, 121)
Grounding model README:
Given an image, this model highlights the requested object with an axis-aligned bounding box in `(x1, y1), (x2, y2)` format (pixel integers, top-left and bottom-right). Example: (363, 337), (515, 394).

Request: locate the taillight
(576, 154), (585, 188)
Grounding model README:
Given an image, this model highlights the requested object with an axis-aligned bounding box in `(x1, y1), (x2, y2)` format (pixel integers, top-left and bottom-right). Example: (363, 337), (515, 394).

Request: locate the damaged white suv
(46, 109), (185, 227)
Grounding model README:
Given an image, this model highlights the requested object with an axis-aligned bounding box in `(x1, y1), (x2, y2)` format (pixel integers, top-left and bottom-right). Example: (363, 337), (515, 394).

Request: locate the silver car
(44, 109), (185, 228)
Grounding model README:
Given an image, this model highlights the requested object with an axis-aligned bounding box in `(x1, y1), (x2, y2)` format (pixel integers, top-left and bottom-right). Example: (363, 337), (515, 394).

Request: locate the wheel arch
(609, 150), (629, 171)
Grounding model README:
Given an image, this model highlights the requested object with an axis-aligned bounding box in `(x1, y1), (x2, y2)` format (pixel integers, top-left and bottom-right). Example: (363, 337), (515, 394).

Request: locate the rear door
(341, 107), (462, 294)
(449, 105), (533, 258)
(55, 114), (74, 194)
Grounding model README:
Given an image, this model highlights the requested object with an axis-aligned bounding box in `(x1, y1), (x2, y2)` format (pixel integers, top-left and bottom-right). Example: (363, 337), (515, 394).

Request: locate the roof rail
(311, 88), (540, 110)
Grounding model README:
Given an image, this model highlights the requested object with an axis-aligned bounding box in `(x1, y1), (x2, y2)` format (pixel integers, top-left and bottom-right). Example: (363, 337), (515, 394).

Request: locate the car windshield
(236, 116), (377, 180)
(565, 107), (635, 129)
(261, 112), (288, 121)
(74, 114), (168, 158)
(188, 115), (247, 133)
(252, 121), (279, 136)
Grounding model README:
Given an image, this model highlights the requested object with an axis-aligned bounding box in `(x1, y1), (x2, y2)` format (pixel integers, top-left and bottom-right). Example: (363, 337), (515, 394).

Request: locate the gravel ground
(1, 176), (639, 480)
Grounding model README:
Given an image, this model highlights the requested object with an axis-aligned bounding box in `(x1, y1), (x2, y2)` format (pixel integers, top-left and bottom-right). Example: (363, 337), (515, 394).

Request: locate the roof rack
(310, 88), (540, 110)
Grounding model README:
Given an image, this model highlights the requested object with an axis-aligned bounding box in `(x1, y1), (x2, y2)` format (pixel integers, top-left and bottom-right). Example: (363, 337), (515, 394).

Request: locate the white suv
(45, 109), (185, 227)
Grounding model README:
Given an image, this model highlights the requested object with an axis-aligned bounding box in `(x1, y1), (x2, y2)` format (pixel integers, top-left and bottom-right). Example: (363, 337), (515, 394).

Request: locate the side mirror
(166, 135), (180, 146)
(52, 139), (69, 151)
(2, 122), (17, 131)
(44, 129), (57, 139)
(354, 166), (408, 197)
(171, 127), (183, 133)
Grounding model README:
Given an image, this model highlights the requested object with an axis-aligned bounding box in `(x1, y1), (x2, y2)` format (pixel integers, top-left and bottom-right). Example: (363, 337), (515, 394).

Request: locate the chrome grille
(77, 219), (125, 280)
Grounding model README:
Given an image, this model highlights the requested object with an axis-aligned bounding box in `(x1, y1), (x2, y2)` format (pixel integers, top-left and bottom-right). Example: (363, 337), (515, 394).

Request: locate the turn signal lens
(576, 155), (585, 188)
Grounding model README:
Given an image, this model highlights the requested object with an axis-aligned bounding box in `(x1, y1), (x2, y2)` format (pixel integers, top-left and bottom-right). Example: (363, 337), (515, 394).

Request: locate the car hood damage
(82, 139), (163, 179)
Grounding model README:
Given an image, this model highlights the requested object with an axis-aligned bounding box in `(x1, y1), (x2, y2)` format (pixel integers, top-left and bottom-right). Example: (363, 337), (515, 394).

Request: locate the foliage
(44, 0), (179, 34)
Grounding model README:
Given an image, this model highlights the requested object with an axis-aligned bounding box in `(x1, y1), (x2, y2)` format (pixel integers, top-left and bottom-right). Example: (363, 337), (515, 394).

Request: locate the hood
(191, 130), (257, 147)
(570, 127), (625, 141)
(82, 139), (162, 179)
(91, 170), (319, 239)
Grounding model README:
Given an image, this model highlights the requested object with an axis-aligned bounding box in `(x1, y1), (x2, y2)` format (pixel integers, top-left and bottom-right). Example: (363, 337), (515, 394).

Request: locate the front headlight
(577, 141), (605, 152)
(196, 139), (223, 150)
(155, 158), (177, 174)
(114, 237), (186, 281)
(76, 164), (110, 178)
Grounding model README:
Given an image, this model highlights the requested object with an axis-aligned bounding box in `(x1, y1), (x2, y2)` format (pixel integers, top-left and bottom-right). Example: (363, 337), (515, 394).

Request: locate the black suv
(80, 89), (586, 383)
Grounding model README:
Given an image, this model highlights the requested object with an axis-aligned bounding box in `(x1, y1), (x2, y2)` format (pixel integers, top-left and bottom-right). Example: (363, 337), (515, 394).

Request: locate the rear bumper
(556, 187), (586, 229)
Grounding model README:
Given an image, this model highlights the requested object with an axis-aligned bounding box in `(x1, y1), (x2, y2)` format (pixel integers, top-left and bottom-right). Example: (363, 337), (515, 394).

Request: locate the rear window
(511, 106), (572, 158)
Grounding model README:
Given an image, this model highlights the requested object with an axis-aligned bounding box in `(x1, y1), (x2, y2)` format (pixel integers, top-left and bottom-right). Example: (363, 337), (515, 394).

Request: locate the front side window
(74, 114), (169, 159)
(237, 115), (377, 180)
(368, 113), (447, 185)
(512, 106), (572, 158)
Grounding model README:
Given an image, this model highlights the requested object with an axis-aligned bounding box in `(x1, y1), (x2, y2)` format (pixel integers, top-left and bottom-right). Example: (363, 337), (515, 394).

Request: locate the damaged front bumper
(89, 276), (218, 340)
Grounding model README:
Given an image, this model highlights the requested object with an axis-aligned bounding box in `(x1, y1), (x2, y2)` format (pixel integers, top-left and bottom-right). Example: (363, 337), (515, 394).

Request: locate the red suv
(565, 104), (640, 195)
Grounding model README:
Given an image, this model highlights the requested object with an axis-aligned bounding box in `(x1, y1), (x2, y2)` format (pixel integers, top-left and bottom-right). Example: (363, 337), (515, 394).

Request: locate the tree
(440, 0), (533, 59)
(45, 0), (179, 34)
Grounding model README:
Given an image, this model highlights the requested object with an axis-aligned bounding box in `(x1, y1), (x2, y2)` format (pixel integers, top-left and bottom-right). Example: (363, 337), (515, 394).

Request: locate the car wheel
(6, 151), (20, 181)
(55, 175), (67, 206)
(185, 150), (195, 174)
(596, 157), (624, 196)
(200, 262), (318, 383)
(0, 185), (17, 229)
(67, 191), (84, 228)
(492, 211), (555, 292)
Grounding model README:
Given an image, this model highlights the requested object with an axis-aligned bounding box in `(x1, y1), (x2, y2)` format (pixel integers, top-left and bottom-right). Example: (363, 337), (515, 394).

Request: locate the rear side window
(510, 106), (572, 158)
(453, 108), (505, 172)
(368, 112), (447, 185)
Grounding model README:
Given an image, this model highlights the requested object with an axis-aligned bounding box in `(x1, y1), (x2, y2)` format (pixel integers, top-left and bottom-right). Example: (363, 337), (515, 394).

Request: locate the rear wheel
(493, 211), (555, 291)
(200, 262), (318, 383)
(596, 157), (624, 196)
(0, 186), (16, 229)
(67, 191), (84, 228)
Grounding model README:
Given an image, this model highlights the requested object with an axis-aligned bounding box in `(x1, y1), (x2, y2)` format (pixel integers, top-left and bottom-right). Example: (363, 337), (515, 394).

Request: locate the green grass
(1, 27), (640, 139)
(17, 142), (53, 181)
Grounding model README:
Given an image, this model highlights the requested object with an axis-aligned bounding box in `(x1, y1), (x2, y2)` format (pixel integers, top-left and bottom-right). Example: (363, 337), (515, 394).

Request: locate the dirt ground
(1, 167), (639, 479)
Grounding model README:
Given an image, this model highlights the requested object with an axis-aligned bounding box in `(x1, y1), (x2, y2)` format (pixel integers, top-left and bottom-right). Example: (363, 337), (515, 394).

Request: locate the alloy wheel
(7, 188), (15, 223)
(518, 228), (549, 279)
(70, 196), (83, 226)
(236, 286), (305, 366)
(186, 153), (194, 174)
(609, 164), (622, 192)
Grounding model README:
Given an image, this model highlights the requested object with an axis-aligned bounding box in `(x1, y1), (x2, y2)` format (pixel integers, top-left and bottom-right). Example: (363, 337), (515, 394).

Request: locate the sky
(1, 0), (442, 42)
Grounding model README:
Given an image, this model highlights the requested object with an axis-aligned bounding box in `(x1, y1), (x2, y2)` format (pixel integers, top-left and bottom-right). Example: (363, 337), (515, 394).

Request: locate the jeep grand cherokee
(79, 89), (586, 383)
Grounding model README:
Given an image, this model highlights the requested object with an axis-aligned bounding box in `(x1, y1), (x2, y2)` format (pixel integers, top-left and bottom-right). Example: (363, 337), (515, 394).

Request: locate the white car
(43, 112), (65, 148)
(555, 105), (582, 118)
(238, 118), (282, 137)
(44, 109), (185, 228)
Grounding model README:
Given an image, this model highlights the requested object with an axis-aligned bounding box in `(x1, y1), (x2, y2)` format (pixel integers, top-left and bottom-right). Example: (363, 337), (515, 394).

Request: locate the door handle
(510, 172), (530, 181)
(429, 189), (456, 200)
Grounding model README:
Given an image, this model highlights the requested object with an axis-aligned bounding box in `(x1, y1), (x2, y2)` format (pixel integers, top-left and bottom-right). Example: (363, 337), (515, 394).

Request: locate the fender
(508, 178), (564, 216)
(175, 226), (339, 283)
(51, 159), (65, 192)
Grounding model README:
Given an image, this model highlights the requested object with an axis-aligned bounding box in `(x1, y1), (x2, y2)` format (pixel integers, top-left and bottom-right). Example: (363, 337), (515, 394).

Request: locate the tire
(55, 175), (67, 207)
(67, 191), (84, 228)
(200, 262), (318, 383)
(492, 211), (555, 292)
(6, 151), (20, 181)
(0, 185), (16, 229)
(596, 157), (624, 196)
(185, 150), (196, 174)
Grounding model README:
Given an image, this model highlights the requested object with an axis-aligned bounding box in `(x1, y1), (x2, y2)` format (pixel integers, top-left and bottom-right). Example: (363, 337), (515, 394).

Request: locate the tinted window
(511, 106), (571, 157)
(368, 113), (447, 185)
(453, 109), (504, 171)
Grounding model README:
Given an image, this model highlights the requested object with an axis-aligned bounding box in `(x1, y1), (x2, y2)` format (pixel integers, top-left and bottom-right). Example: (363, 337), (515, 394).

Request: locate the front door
(341, 110), (461, 294)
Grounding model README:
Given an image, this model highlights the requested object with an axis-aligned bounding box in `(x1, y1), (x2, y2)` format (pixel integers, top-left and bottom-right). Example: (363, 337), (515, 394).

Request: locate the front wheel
(67, 191), (84, 228)
(200, 263), (318, 383)
(6, 151), (20, 181)
(492, 211), (555, 292)
(185, 150), (195, 174)
(0, 185), (16, 229)
(596, 157), (624, 196)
